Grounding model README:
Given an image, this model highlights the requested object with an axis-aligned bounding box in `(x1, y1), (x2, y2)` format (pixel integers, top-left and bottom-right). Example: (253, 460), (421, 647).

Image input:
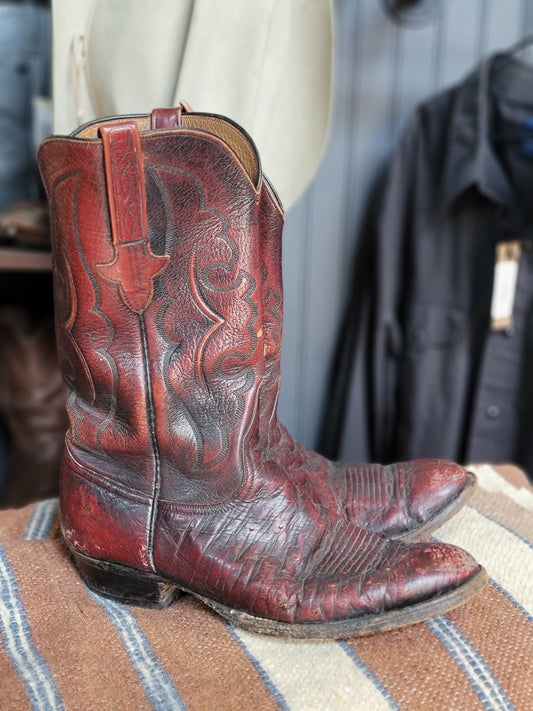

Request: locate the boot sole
(393, 470), (478, 542)
(72, 550), (488, 640)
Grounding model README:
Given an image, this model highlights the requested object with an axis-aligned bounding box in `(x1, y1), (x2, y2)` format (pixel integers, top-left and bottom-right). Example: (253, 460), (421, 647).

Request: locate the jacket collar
(440, 52), (533, 215)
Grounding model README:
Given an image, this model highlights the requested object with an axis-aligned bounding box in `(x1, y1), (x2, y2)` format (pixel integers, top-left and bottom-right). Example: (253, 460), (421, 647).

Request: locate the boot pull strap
(151, 101), (192, 129)
(100, 123), (148, 245)
(96, 122), (169, 314)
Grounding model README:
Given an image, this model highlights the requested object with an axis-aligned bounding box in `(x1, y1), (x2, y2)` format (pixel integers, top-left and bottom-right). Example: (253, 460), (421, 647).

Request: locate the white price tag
(490, 241), (521, 331)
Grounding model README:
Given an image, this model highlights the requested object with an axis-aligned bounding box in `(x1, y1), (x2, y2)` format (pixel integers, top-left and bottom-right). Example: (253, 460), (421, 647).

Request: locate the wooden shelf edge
(0, 247), (52, 272)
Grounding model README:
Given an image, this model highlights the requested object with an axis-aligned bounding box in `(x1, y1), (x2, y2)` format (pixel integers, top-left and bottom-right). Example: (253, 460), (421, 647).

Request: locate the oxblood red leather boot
(151, 106), (476, 542)
(38, 110), (486, 638)
(256, 176), (475, 541)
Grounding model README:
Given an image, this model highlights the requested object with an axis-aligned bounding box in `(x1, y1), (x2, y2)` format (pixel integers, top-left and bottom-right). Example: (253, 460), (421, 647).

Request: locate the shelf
(0, 247), (52, 272)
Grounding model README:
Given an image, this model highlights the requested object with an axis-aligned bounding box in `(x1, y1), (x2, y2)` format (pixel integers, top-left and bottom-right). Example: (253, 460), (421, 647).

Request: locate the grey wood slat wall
(277, 0), (533, 450)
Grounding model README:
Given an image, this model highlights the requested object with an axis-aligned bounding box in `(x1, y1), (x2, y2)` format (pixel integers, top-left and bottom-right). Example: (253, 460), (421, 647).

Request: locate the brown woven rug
(1, 464), (532, 710)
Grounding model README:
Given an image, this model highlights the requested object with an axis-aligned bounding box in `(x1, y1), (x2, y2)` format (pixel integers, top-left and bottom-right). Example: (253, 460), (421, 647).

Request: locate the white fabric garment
(51, 0), (334, 208)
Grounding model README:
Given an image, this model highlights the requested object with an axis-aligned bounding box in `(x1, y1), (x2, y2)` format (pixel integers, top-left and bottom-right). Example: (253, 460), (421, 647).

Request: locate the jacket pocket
(392, 303), (468, 459)
(404, 303), (465, 353)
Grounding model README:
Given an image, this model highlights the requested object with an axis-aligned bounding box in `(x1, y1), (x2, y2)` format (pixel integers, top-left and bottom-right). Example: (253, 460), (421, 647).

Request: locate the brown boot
(257, 176), (475, 541)
(0, 306), (67, 508)
(38, 110), (486, 638)
(151, 107), (475, 542)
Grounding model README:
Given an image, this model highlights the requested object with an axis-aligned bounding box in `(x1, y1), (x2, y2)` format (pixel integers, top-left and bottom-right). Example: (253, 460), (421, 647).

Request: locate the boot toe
(402, 459), (476, 538)
(387, 539), (482, 605)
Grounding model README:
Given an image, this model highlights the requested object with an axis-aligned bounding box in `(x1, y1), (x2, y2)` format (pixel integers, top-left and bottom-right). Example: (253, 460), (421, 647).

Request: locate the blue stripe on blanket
(225, 623), (290, 711)
(89, 592), (187, 711)
(426, 616), (514, 711)
(337, 640), (400, 710)
(23, 499), (59, 541)
(0, 546), (64, 710)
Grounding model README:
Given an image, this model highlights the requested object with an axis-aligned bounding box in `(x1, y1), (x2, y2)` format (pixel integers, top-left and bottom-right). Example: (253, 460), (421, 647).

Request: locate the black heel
(72, 551), (180, 609)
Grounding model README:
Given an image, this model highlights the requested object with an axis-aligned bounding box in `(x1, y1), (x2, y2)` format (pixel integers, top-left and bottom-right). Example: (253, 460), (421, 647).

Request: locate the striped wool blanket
(1, 463), (532, 711)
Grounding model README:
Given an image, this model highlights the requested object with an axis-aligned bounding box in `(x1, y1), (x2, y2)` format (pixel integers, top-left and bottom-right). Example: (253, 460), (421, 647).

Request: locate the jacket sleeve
(335, 114), (422, 463)
(367, 115), (421, 462)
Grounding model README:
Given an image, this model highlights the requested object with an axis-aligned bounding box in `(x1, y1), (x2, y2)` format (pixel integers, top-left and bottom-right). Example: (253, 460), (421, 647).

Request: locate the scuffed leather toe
(384, 539), (481, 604)
(400, 459), (476, 540)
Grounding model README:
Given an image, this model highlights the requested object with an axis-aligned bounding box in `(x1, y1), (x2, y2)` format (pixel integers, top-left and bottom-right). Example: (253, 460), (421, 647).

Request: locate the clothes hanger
(492, 34), (533, 73)
(381, 0), (442, 27)
(489, 35), (533, 144)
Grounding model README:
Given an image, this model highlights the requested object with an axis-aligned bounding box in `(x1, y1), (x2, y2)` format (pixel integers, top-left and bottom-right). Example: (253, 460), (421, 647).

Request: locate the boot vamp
(152, 463), (479, 625)
(268, 423), (470, 538)
(335, 458), (471, 537)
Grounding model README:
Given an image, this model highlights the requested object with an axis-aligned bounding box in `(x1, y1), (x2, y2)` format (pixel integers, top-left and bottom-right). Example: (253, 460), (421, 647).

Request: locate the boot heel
(72, 552), (180, 609)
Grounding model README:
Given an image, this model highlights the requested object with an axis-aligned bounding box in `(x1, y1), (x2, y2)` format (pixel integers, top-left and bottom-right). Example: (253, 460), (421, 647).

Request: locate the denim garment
(0, 2), (51, 211)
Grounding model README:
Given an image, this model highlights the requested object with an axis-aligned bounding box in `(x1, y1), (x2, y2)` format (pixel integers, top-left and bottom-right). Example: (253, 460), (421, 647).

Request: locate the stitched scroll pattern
(147, 162), (262, 474)
(48, 168), (139, 463)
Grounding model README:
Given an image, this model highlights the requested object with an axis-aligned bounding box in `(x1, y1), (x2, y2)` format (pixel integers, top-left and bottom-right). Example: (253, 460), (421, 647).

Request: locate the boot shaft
(150, 108), (287, 452)
(38, 112), (269, 503)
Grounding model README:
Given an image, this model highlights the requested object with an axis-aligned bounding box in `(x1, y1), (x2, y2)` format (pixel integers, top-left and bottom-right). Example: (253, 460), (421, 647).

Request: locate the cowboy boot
(152, 107), (475, 542)
(37, 110), (486, 638)
(257, 176), (476, 541)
